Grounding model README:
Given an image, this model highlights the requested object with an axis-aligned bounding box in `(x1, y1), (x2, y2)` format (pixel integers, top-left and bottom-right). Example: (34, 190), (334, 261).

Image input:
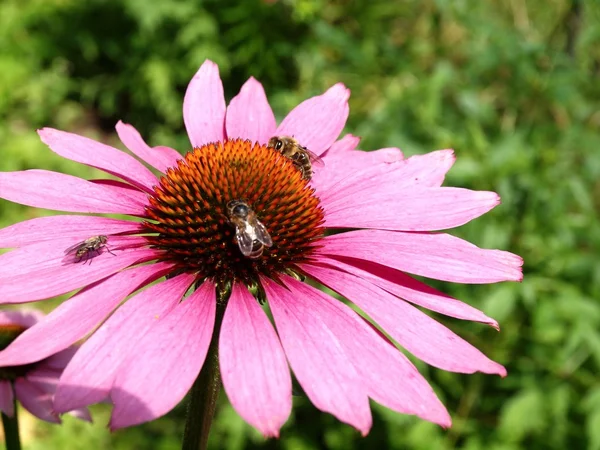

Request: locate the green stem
(2, 393), (21, 450)
(182, 301), (227, 450)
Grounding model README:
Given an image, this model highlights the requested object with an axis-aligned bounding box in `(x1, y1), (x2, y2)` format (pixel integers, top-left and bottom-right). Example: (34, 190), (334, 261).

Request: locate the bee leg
(293, 162), (306, 179)
(105, 246), (117, 257)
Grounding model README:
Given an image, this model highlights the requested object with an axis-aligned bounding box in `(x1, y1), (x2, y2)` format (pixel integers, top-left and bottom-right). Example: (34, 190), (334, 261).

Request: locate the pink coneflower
(0, 309), (90, 423)
(0, 60), (522, 436)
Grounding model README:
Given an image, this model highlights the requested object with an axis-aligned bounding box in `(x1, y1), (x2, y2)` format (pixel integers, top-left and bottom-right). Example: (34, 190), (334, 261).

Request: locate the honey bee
(64, 235), (115, 264)
(226, 200), (273, 259)
(268, 136), (324, 181)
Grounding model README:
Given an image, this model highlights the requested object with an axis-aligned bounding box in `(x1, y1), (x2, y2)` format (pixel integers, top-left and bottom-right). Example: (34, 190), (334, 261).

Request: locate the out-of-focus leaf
(498, 389), (546, 442)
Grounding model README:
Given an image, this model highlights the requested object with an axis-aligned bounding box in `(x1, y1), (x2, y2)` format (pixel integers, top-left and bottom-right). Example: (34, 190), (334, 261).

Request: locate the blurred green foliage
(1, 0), (599, 449)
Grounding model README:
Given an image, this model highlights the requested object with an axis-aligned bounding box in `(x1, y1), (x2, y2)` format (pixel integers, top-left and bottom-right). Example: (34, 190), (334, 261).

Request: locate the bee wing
(254, 221), (273, 247)
(64, 241), (85, 255)
(305, 148), (325, 168)
(235, 228), (255, 257)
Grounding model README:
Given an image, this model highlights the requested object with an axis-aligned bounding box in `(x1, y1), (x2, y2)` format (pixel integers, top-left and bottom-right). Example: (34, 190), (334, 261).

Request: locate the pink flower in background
(0, 60), (522, 436)
(0, 309), (90, 423)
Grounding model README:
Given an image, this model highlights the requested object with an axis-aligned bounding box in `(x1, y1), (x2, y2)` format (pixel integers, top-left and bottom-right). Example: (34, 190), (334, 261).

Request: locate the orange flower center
(142, 139), (325, 293)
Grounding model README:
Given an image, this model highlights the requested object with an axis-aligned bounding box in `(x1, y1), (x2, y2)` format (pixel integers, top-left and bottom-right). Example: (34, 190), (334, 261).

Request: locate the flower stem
(182, 300), (227, 450)
(2, 396), (21, 450)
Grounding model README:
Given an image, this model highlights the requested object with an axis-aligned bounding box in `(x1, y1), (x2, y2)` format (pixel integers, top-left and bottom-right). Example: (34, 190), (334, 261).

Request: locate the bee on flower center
(267, 136), (324, 181)
(226, 200), (273, 259)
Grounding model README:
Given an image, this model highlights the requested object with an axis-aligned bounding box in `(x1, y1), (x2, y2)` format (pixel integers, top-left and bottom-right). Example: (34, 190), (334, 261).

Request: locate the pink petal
(90, 178), (147, 193)
(318, 149), (456, 205)
(275, 84), (350, 155)
(0, 234), (146, 276)
(326, 147), (403, 168)
(68, 408), (93, 422)
(27, 356), (92, 422)
(303, 264), (506, 375)
(219, 284), (291, 437)
(38, 128), (158, 193)
(313, 140), (403, 192)
(397, 149), (456, 188)
(16, 369), (93, 421)
(109, 282), (215, 430)
(0, 309), (44, 328)
(315, 161), (405, 203)
(0, 170), (147, 215)
(313, 153), (399, 192)
(322, 134), (361, 155)
(0, 380), (14, 417)
(24, 367), (61, 391)
(317, 230), (523, 284)
(376, 147), (405, 157)
(323, 187), (500, 231)
(269, 277), (451, 428)
(312, 255), (498, 327)
(0, 236), (160, 303)
(15, 378), (60, 423)
(348, 323), (452, 427)
(115, 121), (182, 173)
(0, 263), (174, 366)
(264, 278), (372, 435)
(43, 348), (78, 370)
(183, 60), (226, 148)
(54, 274), (195, 413)
(225, 77), (277, 144)
(0, 215), (141, 248)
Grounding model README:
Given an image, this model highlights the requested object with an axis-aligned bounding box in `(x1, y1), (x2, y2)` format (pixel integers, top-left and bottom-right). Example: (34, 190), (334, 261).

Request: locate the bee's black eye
(275, 140), (283, 150)
(233, 204), (248, 216)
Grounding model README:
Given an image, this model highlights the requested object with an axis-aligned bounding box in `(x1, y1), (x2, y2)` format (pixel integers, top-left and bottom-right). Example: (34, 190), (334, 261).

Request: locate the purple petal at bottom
(15, 378), (60, 423)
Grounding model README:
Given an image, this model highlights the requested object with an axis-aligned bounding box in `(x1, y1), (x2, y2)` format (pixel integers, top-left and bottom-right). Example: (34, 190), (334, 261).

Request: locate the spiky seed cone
(143, 139), (325, 289)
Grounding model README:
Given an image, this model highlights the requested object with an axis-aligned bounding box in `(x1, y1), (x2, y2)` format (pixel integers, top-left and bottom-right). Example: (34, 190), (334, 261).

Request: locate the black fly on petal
(64, 235), (115, 264)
